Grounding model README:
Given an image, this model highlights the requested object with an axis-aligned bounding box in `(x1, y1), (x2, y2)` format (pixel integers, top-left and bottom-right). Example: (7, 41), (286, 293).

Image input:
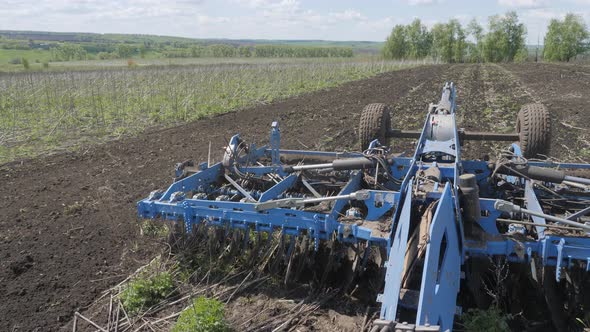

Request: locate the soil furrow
(501, 63), (590, 162)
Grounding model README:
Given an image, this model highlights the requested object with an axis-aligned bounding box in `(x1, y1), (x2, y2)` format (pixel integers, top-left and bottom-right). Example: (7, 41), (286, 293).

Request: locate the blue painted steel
(258, 174), (298, 202)
(524, 180), (547, 239)
(270, 121), (280, 166)
(159, 164), (222, 201)
(379, 181), (413, 321)
(364, 190), (399, 221)
(416, 183), (461, 330)
(477, 199), (502, 234)
(138, 81), (590, 331)
(528, 161), (590, 170)
(329, 172), (362, 220)
(138, 195), (388, 245)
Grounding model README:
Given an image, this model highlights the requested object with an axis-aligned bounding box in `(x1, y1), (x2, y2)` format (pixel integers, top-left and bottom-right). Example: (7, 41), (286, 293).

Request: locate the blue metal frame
(138, 82), (590, 331)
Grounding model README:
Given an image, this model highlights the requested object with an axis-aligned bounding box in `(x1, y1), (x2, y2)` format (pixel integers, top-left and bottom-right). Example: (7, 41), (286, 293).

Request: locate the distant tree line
(383, 11), (589, 62)
(163, 44), (353, 58)
(45, 42), (353, 61)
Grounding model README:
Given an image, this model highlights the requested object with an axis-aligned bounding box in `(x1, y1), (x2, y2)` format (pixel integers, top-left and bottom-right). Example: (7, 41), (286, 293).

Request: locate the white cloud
(497, 0), (546, 8)
(328, 9), (367, 22)
(229, 1), (377, 38)
(522, 8), (565, 19)
(357, 16), (395, 31)
(0, 0), (208, 20)
(196, 15), (231, 25)
(406, 0), (442, 5)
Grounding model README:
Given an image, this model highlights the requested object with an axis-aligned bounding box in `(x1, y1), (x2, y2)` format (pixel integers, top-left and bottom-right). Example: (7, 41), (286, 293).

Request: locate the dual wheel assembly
(358, 103), (551, 158)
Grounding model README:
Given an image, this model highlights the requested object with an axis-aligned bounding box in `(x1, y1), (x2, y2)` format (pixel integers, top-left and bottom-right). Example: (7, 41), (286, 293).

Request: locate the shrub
(97, 51), (111, 60)
(140, 220), (169, 237)
(172, 296), (229, 332)
(461, 307), (511, 332)
(120, 272), (175, 315)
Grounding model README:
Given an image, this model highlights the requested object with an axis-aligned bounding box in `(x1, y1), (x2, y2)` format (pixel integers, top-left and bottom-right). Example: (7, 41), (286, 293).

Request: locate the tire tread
(517, 103), (550, 158)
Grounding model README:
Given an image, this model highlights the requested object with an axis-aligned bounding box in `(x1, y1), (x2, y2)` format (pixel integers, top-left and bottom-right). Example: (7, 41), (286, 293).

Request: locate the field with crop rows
(0, 59), (427, 163)
(1, 62), (590, 332)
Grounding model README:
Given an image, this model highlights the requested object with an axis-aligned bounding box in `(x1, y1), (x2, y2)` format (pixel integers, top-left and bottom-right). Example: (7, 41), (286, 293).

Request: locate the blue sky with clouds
(0, 0), (588, 44)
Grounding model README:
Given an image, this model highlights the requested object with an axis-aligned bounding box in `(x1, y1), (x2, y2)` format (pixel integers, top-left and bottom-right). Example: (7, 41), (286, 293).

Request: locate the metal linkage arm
(254, 190), (370, 211)
(494, 200), (590, 232)
(497, 164), (590, 186)
(283, 157), (377, 173)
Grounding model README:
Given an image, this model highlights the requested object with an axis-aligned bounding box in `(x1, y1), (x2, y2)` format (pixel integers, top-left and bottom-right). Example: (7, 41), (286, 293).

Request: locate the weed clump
(140, 220), (170, 237)
(120, 271), (175, 315)
(172, 296), (229, 332)
(461, 307), (511, 332)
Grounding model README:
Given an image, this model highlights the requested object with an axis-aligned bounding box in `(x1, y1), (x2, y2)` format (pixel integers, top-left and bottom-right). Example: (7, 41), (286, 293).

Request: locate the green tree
(450, 19), (467, 62)
(483, 12), (526, 62)
(543, 13), (589, 61)
(51, 43), (87, 61)
(431, 20), (465, 63)
(503, 12), (526, 60)
(467, 18), (484, 62)
(117, 44), (136, 58)
(405, 19), (432, 59)
(208, 44), (236, 57)
(190, 45), (205, 57)
(382, 25), (408, 59)
(238, 46), (252, 57)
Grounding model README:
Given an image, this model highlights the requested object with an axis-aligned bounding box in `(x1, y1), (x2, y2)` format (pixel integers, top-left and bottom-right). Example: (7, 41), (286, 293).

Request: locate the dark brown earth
(1, 63), (589, 331)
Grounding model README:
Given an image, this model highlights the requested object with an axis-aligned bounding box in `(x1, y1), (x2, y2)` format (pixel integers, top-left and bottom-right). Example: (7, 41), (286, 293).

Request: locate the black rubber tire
(516, 103), (550, 158)
(359, 103), (392, 150)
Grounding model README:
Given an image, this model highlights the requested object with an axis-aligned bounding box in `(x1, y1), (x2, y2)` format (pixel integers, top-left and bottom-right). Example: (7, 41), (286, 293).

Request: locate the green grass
(140, 220), (170, 237)
(0, 49), (52, 70)
(172, 297), (229, 332)
(461, 307), (511, 332)
(120, 271), (175, 315)
(0, 58), (426, 163)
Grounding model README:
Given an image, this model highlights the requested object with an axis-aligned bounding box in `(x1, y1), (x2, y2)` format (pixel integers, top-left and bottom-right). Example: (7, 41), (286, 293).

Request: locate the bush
(140, 220), (169, 237)
(22, 58), (30, 70)
(514, 48), (529, 63)
(461, 307), (511, 332)
(120, 272), (175, 315)
(9, 57), (21, 65)
(172, 296), (229, 332)
(97, 52), (111, 60)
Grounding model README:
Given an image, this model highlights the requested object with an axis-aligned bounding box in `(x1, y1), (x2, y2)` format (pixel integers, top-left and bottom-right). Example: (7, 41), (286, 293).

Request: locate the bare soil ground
(1, 63), (589, 331)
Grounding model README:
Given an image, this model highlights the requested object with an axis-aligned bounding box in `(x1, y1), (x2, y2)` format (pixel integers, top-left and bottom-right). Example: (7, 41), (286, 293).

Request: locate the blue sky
(0, 0), (588, 44)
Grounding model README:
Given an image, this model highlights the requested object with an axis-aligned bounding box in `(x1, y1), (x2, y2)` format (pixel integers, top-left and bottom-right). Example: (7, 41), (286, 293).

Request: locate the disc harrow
(138, 83), (590, 331)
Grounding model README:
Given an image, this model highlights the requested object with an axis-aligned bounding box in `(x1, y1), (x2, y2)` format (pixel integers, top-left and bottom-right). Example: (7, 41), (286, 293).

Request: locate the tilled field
(1, 63), (589, 331)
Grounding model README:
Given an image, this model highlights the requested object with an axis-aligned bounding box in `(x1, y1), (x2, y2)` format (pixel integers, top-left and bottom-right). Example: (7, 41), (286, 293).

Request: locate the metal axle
(386, 128), (520, 141)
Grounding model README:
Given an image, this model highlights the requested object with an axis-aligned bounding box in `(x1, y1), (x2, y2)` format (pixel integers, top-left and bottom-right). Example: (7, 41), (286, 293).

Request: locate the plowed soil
(1, 63), (589, 331)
